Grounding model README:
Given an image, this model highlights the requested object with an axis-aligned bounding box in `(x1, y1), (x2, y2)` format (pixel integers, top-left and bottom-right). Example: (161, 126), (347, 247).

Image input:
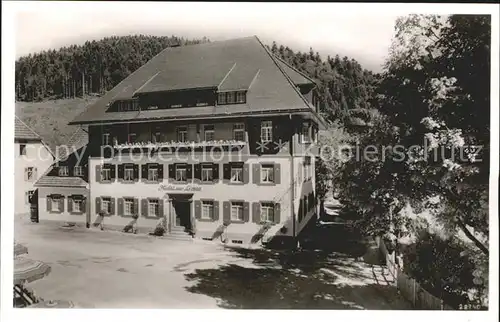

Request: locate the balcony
(113, 139), (247, 150)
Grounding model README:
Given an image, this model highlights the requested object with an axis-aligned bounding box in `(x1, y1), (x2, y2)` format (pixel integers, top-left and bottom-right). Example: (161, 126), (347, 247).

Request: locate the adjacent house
(47, 36), (324, 246)
(14, 116), (54, 215)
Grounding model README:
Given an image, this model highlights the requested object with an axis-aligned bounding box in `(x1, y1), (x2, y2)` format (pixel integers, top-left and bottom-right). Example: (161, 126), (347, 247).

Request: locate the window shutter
(186, 164), (193, 180)
(134, 198), (139, 215)
(243, 202), (250, 222)
(212, 163), (219, 183)
(168, 164), (175, 179)
(133, 164), (139, 181)
(222, 164), (230, 183)
(252, 202), (260, 223)
(68, 197), (73, 213)
(243, 163), (249, 184)
(252, 164), (260, 184)
(194, 200), (201, 219)
(47, 196), (52, 212)
(141, 164), (148, 182)
(96, 197), (101, 214)
(116, 198), (122, 216)
(213, 201), (219, 221)
(59, 196), (65, 213)
(82, 198), (87, 213)
(158, 199), (164, 217)
(110, 164), (116, 181)
(274, 203), (281, 224)
(141, 199), (148, 216)
(117, 164), (124, 180)
(274, 163), (281, 184)
(158, 164), (164, 181)
(222, 201), (230, 224)
(193, 164), (201, 182)
(95, 165), (101, 183)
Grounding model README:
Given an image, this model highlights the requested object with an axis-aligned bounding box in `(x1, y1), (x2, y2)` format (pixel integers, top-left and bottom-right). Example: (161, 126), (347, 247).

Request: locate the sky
(14, 2), (401, 72)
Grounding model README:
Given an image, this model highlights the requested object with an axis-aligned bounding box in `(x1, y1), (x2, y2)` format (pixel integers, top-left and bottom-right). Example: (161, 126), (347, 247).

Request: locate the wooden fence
(376, 237), (455, 310)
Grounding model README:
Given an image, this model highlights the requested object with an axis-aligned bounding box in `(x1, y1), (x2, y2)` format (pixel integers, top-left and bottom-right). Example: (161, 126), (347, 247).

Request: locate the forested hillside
(15, 35), (377, 126)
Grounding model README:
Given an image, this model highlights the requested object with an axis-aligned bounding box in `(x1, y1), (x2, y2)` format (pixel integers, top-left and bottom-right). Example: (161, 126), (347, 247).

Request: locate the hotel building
(39, 36), (324, 246)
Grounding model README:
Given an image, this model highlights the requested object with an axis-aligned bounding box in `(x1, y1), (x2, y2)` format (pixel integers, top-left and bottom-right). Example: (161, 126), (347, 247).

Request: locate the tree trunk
(456, 218), (489, 256)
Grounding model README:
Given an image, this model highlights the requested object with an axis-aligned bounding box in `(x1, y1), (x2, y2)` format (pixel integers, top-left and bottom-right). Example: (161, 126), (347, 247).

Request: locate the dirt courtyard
(14, 215), (411, 309)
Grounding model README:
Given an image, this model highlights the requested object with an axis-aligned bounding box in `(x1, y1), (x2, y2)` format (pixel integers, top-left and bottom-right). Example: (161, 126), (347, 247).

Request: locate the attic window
(236, 91), (246, 103)
(217, 91), (246, 105)
(116, 100), (139, 112)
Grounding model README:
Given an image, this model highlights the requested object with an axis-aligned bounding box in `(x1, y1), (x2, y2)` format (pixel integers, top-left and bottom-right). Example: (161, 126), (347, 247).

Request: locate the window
(25, 190), (34, 204)
(230, 202), (244, 221)
(20, 144), (27, 156)
(233, 123), (245, 141)
(148, 164), (158, 181)
(103, 133), (110, 145)
(148, 199), (159, 217)
(177, 126), (188, 142)
(51, 196), (61, 212)
(218, 92), (226, 105)
(128, 133), (137, 143)
(73, 198), (83, 213)
(201, 201), (214, 220)
(25, 167), (35, 182)
(101, 197), (111, 214)
(59, 166), (69, 177)
(204, 125), (215, 141)
(260, 203), (275, 223)
(124, 198), (134, 216)
(300, 122), (311, 143)
(260, 121), (273, 143)
(101, 167), (111, 181)
(261, 164), (274, 183)
(201, 164), (213, 182)
(124, 164), (134, 181)
(74, 166), (84, 177)
(175, 164), (187, 182)
(227, 92), (236, 104)
(236, 91), (246, 103)
(230, 164), (243, 183)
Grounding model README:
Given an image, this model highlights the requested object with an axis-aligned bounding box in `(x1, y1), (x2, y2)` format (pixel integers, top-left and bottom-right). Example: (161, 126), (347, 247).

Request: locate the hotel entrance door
(170, 199), (192, 232)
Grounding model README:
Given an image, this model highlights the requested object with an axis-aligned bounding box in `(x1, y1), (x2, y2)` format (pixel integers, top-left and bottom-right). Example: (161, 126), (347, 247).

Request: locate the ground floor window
(25, 190), (34, 204)
(51, 196), (61, 212)
(73, 198), (83, 213)
(201, 164), (213, 182)
(148, 199), (159, 217)
(125, 198), (134, 216)
(231, 202), (244, 221)
(260, 203), (275, 223)
(148, 165), (159, 181)
(101, 197), (111, 214)
(175, 164), (187, 182)
(230, 164), (243, 183)
(202, 201), (214, 219)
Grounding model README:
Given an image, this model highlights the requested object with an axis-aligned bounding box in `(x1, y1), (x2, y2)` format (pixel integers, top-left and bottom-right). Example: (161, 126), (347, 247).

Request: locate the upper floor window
(300, 122), (311, 143)
(233, 123), (245, 141)
(204, 124), (215, 141)
(260, 121), (273, 143)
(177, 126), (188, 142)
(218, 92), (226, 105)
(201, 164), (214, 182)
(260, 164), (274, 183)
(236, 91), (246, 103)
(230, 164), (243, 183)
(101, 166), (111, 182)
(74, 166), (84, 177)
(59, 166), (69, 177)
(25, 167), (37, 182)
(227, 92), (236, 104)
(20, 144), (27, 156)
(103, 133), (110, 145)
(26, 190), (35, 204)
(124, 164), (134, 181)
(175, 164), (187, 182)
(148, 164), (159, 181)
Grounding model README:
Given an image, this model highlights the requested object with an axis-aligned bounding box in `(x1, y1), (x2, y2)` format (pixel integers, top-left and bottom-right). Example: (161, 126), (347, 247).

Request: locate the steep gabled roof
(70, 36), (317, 125)
(34, 175), (88, 188)
(56, 127), (88, 161)
(273, 55), (316, 86)
(15, 116), (41, 140)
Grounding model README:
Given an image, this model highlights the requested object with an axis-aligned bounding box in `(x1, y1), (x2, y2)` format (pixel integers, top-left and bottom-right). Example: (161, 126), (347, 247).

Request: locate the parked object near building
(14, 116), (54, 215)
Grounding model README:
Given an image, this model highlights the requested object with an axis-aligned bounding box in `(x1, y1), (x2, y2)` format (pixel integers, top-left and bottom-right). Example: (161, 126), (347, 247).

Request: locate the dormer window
(59, 166), (69, 177)
(236, 91), (246, 103)
(116, 99), (139, 112)
(218, 92), (226, 105)
(227, 92), (235, 104)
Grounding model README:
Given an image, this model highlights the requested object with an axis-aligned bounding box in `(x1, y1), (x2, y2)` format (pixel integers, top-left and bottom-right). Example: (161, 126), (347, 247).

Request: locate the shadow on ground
(185, 245), (405, 309)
